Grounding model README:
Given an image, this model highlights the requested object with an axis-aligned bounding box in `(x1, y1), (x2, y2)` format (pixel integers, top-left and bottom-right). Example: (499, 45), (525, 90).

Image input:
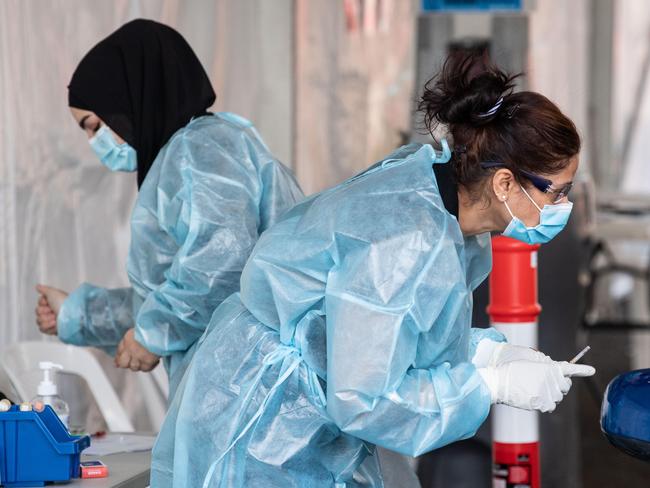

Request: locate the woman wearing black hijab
(34, 19), (303, 398)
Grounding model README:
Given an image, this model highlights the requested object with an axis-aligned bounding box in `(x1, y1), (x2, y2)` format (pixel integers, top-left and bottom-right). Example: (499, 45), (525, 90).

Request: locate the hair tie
(477, 96), (504, 119)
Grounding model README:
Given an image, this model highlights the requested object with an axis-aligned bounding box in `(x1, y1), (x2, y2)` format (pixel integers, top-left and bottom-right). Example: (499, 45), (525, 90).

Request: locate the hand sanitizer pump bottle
(31, 361), (70, 428)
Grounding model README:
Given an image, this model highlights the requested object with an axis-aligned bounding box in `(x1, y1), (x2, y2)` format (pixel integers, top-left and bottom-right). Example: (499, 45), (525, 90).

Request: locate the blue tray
(0, 405), (90, 487)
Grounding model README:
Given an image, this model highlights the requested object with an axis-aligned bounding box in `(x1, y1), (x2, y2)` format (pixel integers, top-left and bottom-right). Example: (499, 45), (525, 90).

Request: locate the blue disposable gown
(151, 143), (505, 487)
(57, 113), (303, 395)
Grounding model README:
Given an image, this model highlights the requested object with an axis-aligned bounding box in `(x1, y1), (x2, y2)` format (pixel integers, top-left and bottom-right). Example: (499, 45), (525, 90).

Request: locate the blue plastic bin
(0, 405), (90, 487)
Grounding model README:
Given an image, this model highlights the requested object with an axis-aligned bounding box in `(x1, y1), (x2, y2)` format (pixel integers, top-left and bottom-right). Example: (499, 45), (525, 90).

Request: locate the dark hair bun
(419, 53), (519, 132)
(417, 52), (580, 203)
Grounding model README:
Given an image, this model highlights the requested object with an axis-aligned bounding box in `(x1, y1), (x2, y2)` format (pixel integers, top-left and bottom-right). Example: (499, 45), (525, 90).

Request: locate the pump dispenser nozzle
(38, 362), (63, 396)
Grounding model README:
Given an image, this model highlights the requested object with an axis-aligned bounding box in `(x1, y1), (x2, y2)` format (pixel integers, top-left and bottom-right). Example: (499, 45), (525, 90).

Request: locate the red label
(81, 465), (109, 478)
(493, 442), (540, 488)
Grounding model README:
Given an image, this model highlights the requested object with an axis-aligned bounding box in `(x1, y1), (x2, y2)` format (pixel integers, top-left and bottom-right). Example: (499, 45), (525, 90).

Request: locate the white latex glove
(478, 360), (595, 413)
(472, 340), (551, 368)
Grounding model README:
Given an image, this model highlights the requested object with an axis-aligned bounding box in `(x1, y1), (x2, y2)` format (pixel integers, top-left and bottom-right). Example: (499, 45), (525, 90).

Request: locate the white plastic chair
(136, 364), (169, 431)
(0, 341), (134, 432)
(0, 363), (19, 402)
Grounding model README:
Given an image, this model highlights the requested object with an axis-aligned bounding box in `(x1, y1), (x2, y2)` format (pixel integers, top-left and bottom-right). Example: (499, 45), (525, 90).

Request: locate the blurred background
(2, 0), (650, 486)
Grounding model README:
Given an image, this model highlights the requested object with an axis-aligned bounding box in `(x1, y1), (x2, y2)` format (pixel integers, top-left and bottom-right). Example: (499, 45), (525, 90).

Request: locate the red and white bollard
(487, 236), (542, 488)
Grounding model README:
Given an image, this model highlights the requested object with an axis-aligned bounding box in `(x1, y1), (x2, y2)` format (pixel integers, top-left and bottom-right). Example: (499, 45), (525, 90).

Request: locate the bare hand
(115, 329), (160, 372)
(35, 284), (69, 335)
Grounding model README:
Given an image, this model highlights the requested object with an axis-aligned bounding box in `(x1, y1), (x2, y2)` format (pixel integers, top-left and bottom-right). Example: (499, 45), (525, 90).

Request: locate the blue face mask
(502, 185), (573, 244)
(89, 125), (137, 172)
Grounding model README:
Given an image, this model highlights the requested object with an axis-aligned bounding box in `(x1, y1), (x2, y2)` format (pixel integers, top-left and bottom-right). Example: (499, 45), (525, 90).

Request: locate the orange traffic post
(488, 235), (542, 488)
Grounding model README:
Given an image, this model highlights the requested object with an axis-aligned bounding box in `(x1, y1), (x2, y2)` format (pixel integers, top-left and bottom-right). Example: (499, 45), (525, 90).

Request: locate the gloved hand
(35, 284), (69, 335)
(478, 360), (595, 413)
(472, 339), (551, 368)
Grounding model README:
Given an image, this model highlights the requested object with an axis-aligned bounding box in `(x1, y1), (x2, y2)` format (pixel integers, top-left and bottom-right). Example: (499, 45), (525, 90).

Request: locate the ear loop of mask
(519, 185), (543, 212)
(502, 185), (543, 223)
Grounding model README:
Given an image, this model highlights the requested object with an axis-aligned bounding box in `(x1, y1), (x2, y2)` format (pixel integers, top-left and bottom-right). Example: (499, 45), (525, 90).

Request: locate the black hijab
(68, 19), (216, 187)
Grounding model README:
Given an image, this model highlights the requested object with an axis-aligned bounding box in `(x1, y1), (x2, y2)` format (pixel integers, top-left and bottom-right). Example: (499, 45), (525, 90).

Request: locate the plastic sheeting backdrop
(0, 0), (418, 430)
(0, 0), (296, 431)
